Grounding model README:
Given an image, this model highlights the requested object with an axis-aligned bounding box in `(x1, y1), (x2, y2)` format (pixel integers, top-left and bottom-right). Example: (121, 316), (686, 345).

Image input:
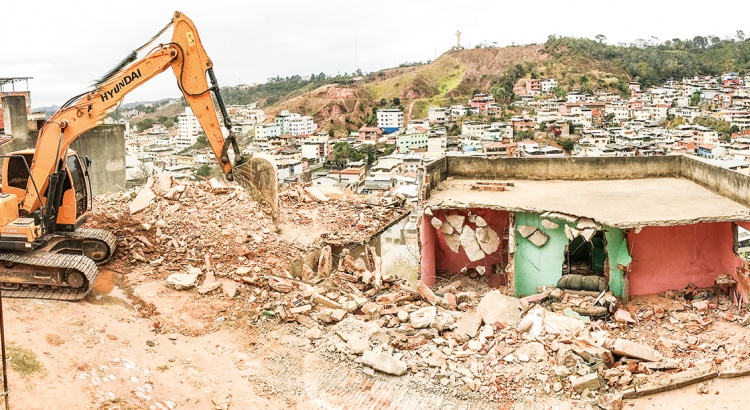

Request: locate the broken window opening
(558, 230), (608, 293)
(563, 231), (606, 276)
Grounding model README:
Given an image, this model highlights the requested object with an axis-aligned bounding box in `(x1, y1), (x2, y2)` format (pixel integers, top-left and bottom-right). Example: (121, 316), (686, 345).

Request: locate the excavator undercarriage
(0, 228), (115, 301)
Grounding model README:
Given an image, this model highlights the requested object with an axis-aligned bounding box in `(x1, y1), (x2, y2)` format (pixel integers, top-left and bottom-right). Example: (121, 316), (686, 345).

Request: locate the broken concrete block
(318, 245), (332, 276)
(446, 214), (465, 231)
(718, 361), (750, 378)
(475, 216), (488, 227)
(612, 338), (660, 362)
(197, 281), (221, 294)
(459, 226), (485, 262)
(570, 373), (602, 393)
(151, 172), (173, 196)
(517, 225), (537, 238)
(614, 309), (636, 323)
(476, 226), (500, 254)
(359, 350), (407, 376)
(541, 219), (559, 230)
(417, 280), (438, 305)
(596, 393), (624, 410)
(411, 306), (437, 329)
(222, 281), (239, 298)
(444, 233), (461, 253)
(455, 312), (482, 338)
(166, 273), (199, 290)
(543, 311), (586, 335)
(477, 291), (521, 325)
(346, 337), (370, 354)
(576, 217), (599, 230)
(301, 264), (315, 281)
(430, 217), (443, 230)
(528, 230), (549, 247)
(441, 222), (454, 235)
(543, 212), (577, 224)
(564, 224), (574, 241)
(580, 228), (596, 242)
(290, 304), (312, 314)
(630, 362), (717, 397)
(129, 187), (156, 214)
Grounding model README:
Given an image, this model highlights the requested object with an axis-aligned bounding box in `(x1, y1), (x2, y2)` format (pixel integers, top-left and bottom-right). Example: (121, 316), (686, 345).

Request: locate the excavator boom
(21, 11), (245, 216)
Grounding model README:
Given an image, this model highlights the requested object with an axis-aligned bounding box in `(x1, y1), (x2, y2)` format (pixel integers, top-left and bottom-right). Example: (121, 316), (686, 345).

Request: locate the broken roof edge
(422, 202), (750, 230)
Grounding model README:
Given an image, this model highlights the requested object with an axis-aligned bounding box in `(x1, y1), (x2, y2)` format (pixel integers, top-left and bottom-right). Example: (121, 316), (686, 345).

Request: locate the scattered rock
(359, 350), (407, 376)
(411, 306), (437, 329)
(477, 291), (521, 325)
(166, 273), (199, 290)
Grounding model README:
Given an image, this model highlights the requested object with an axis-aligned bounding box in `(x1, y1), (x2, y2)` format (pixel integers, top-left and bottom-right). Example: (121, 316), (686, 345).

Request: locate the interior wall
(421, 208), (509, 288)
(628, 222), (737, 295)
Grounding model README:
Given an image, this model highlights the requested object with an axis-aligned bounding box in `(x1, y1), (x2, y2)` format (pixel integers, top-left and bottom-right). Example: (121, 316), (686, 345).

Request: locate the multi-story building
(255, 123), (281, 140)
(175, 107), (201, 149)
(428, 107), (447, 124)
(396, 130), (428, 153)
(274, 110), (316, 136)
(541, 78), (558, 93)
(377, 109), (404, 133)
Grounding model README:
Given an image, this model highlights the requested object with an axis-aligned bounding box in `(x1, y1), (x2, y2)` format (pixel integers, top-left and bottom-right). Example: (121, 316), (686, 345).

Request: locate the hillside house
(418, 156), (750, 303)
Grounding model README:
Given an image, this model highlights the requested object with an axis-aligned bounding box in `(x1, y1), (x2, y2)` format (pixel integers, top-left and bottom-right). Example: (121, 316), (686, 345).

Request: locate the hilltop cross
(455, 30), (462, 48)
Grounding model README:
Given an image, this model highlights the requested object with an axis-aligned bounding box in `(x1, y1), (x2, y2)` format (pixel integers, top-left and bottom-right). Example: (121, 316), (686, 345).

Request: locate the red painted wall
(628, 223), (737, 295)
(421, 208), (509, 288)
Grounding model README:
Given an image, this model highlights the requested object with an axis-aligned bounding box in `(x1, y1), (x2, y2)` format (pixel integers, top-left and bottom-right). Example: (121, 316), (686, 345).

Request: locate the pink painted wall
(422, 208), (509, 288)
(628, 222), (737, 295)
(420, 216), (438, 286)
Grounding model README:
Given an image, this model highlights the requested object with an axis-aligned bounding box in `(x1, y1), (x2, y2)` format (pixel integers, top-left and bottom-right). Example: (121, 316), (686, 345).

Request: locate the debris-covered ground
(6, 173), (750, 409)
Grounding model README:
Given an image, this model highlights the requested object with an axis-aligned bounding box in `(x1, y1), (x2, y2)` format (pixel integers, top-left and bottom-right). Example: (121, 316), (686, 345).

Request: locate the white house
(377, 109), (404, 131)
(175, 107), (202, 149)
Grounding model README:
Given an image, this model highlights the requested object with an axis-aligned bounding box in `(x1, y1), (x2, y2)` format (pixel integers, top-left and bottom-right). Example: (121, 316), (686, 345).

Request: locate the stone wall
(70, 124), (126, 195)
(680, 155), (750, 207)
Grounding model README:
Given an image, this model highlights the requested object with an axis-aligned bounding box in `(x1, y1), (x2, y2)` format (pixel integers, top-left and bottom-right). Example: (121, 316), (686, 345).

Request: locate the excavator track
(48, 228), (118, 265)
(0, 251), (98, 301)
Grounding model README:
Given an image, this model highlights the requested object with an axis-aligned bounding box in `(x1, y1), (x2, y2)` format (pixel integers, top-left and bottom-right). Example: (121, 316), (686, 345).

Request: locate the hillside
(145, 34), (750, 138)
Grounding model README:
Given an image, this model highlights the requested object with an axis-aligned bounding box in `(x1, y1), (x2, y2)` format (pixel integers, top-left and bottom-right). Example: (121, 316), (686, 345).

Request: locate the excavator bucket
(232, 153), (280, 229)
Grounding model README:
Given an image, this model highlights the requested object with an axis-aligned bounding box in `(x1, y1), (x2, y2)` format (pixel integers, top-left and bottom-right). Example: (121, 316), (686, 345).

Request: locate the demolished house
(419, 155), (750, 302)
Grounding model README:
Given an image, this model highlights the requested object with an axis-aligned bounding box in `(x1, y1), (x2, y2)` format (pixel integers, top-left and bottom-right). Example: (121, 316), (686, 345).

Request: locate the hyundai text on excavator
(0, 11), (277, 301)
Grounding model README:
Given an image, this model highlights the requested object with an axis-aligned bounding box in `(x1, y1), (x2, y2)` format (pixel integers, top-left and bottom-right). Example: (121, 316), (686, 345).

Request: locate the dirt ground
(3, 268), (750, 409)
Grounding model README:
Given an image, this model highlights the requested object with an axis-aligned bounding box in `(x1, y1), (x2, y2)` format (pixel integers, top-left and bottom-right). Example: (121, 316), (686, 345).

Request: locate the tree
(196, 164), (211, 177)
(559, 138), (575, 152)
(136, 118), (154, 132)
(595, 34), (607, 44)
(379, 98), (387, 106)
(738, 30), (746, 42)
(393, 97), (401, 106)
(689, 92), (701, 107)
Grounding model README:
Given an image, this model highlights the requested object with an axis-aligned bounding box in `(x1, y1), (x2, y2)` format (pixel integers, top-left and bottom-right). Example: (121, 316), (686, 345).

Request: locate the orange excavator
(0, 11), (276, 301)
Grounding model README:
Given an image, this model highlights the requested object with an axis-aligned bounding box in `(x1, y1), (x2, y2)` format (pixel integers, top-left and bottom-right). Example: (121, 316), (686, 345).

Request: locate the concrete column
(2, 95), (30, 150)
(71, 124), (126, 195)
(419, 216), (437, 286)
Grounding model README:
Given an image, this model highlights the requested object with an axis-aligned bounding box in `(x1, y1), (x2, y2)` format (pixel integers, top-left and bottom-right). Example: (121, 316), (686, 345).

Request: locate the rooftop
(426, 178), (749, 228)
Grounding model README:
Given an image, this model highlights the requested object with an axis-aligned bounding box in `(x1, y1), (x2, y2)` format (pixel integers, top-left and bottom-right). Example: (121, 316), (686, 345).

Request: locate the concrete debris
(445, 214), (465, 232)
(430, 217), (443, 230)
(542, 212), (578, 224)
(541, 219), (559, 230)
(477, 291), (521, 325)
(476, 226), (500, 254)
(129, 187), (156, 214)
(411, 306), (437, 329)
(576, 217), (599, 230)
(475, 216), (487, 227)
(359, 350), (407, 376)
(570, 373), (602, 393)
(166, 273), (199, 290)
(441, 222), (454, 235)
(611, 338), (661, 362)
(417, 280), (438, 305)
(528, 230), (549, 247)
(455, 312), (482, 338)
(459, 226), (485, 262)
(517, 225), (537, 238)
(443, 233), (461, 253)
(580, 228), (596, 242)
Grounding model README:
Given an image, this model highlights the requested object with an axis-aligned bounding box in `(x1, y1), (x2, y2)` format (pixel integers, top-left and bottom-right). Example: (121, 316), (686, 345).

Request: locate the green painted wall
(513, 212), (627, 297)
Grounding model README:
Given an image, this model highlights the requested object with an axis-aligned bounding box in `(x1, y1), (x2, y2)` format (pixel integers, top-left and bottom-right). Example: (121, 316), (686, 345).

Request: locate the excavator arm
(21, 11), (243, 216)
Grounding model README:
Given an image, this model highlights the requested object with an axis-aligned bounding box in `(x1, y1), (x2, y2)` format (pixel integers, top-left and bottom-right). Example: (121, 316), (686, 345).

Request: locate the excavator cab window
(66, 155), (87, 218)
(6, 154), (34, 190)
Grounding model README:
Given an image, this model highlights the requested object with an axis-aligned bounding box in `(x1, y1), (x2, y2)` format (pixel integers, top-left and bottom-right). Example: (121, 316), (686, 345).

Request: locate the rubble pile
(280, 183), (408, 245)
(89, 172), (404, 296)
(296, 278), (750, 407)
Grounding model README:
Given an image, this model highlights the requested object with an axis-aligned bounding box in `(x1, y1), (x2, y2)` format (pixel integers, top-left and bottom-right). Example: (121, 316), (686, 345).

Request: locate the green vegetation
(196, 164), (211, 177)
(559, 138), (575, 152)
(136, 118), (154, 132)
(544, 34), (750, 88)
(220, 73), (357, 106)
(8, 344), (43, 376)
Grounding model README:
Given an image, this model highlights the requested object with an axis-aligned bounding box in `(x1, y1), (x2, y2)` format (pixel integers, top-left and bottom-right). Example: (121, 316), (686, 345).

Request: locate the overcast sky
(4, 0), (749, 108)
